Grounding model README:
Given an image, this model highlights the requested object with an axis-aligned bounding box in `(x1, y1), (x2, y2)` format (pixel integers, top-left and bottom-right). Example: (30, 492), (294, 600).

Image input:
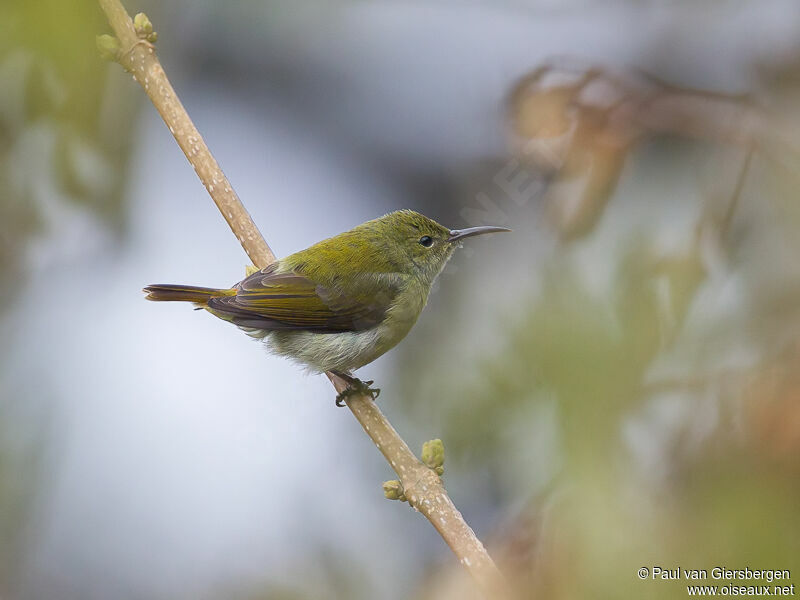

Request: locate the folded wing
(206, 265), (396, 333)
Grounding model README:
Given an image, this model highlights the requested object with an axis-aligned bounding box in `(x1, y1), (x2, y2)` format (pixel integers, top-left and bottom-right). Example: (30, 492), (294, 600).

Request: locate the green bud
(96, 35), (121, 62)
(134, 12), (154, 36)
(146, 31), (158, 43)
(383, 480), (406, 502)
(421, 438), (444, 474)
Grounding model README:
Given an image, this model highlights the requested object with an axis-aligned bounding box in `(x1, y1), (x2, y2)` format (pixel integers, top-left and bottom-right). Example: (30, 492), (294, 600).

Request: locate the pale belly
(255, 296), (424, 373)
(264, 327), (388, 373)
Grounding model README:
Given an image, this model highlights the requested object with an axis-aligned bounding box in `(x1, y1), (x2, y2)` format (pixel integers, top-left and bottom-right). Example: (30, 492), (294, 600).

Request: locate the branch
(97, 3), (509, 597)
(97, 2), (275, 267)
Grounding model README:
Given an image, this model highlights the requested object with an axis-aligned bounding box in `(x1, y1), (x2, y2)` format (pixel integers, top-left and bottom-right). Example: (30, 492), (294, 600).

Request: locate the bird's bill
(447, 226), (512, 243)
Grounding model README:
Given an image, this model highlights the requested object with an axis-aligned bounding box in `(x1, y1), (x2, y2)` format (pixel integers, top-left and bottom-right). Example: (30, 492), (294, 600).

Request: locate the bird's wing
(206, 264), (398, 333)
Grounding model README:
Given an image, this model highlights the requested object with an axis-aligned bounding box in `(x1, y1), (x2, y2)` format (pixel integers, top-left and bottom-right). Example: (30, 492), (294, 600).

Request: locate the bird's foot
(332, 373), (381, 407)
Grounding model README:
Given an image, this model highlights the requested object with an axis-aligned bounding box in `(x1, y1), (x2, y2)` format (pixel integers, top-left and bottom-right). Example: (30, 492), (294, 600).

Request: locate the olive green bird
(144, 210), (509, 404)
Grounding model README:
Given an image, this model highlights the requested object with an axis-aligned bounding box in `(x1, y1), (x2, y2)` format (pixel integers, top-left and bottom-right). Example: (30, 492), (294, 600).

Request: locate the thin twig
(97, 2), (509, 596)
(718, 143), (755, 241)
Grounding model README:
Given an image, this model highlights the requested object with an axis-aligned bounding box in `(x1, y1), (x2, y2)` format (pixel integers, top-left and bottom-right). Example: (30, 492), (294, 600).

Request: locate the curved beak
(447, 225), (512, 243)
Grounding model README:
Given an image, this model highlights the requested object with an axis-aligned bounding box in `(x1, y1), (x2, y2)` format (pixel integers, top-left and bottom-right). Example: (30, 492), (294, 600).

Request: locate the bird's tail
(143, 284), (236, 304)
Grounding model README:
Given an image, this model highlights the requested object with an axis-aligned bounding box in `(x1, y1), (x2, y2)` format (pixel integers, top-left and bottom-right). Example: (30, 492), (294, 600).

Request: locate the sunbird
(144, 210), (510, 404)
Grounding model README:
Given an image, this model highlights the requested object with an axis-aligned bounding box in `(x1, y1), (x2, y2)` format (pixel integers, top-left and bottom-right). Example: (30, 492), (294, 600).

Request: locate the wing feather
(206, 264), (396, 333)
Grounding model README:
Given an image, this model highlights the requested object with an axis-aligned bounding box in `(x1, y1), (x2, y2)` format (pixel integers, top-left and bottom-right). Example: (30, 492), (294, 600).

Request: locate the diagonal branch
(97, 2), (509, 597)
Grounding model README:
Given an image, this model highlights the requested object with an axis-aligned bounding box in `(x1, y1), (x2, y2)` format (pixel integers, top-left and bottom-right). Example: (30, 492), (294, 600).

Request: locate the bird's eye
(419, 236), (433, 247)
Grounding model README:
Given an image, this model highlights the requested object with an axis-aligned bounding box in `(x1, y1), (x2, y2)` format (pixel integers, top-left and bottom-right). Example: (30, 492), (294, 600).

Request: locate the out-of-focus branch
(507, 60), (792, 241)
(97, 2), (508, 597)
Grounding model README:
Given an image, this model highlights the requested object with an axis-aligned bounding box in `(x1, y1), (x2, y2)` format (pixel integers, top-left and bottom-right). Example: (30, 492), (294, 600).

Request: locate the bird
(143, 210), (510, 404)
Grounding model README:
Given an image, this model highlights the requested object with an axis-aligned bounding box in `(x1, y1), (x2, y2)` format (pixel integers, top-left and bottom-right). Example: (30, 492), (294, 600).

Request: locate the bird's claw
(335, 378), (381, 407)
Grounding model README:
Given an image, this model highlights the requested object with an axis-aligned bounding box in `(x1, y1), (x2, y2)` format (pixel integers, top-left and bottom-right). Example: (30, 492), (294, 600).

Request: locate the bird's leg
(331, 371), (381, 407)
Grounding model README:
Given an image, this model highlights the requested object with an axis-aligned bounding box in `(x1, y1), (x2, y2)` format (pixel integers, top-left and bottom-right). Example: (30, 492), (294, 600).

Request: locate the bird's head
(365, 210), (511, 284)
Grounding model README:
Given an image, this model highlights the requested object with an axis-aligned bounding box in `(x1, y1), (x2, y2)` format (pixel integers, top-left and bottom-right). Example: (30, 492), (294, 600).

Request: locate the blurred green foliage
(397, 75), (799, 598)
(0, 0), (136, 300)
(0, 2), (137, 595)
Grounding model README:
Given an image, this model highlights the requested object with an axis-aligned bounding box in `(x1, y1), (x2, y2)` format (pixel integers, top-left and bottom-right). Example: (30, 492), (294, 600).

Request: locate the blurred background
(1, 0), (799, 598)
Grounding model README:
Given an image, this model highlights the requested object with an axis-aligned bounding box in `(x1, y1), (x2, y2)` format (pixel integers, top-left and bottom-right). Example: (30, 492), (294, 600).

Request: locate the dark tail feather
(143, 284), (234, 304)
